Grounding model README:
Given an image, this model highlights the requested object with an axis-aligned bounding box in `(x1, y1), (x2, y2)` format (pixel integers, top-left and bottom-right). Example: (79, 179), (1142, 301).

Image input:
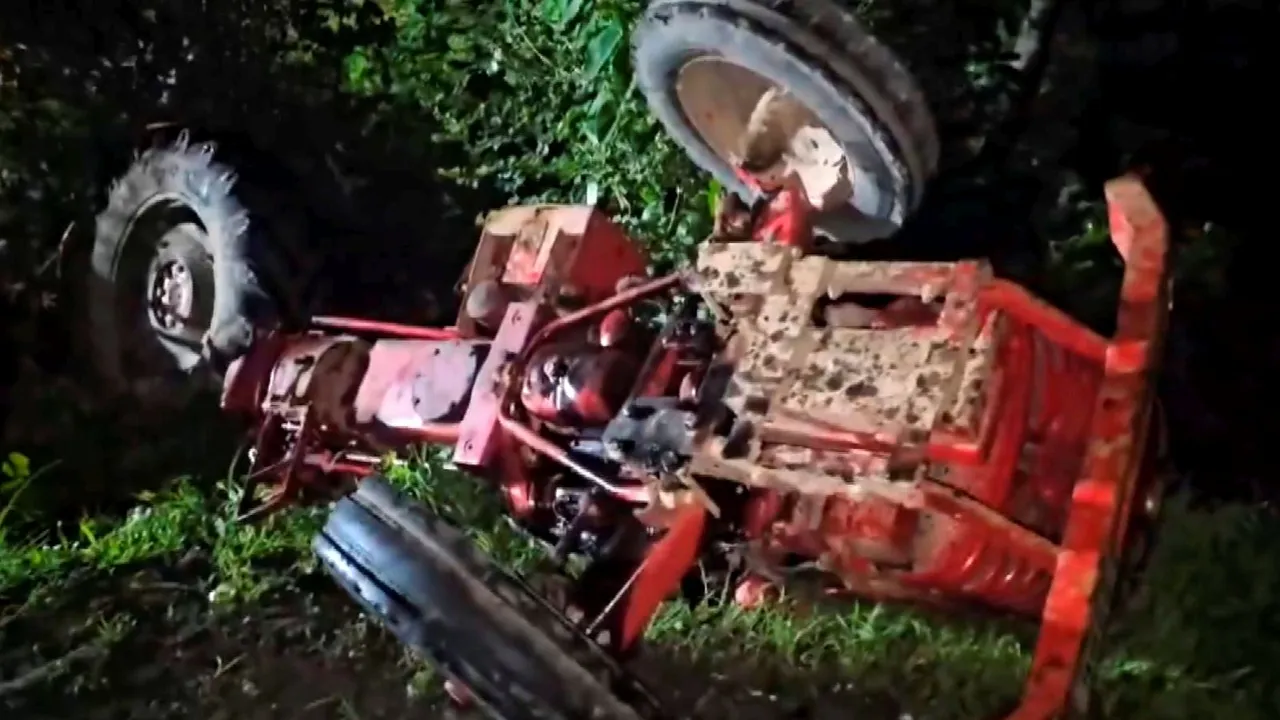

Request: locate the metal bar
(496, 413), (650, 505)
(310, 315), (460, 340)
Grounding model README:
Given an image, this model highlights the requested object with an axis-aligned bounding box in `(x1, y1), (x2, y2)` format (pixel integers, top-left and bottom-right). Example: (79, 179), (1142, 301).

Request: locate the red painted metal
(518, 274), (684, 364)
(496, 412), (651, 505)
(519, 345), (640, 426)
(454, 300), (545, 468)
(1009, 176), (1169, 720)
(455, 205), (650, 337)
(309, 315), (459, 340)
(218, 177), (1167, 720)
(615, 505), (708, 650)
(734, 165), (816, 252)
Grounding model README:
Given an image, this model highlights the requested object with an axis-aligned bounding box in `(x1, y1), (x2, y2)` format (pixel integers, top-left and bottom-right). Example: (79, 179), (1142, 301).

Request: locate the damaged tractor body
(219, 176), (1169, 719)
(94, 3), (1171, 718)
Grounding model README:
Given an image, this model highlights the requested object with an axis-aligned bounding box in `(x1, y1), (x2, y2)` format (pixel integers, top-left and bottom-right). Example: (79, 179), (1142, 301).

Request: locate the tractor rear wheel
(313, 476), (669, 720)
(633, 0), (939, 243)
(88, 130), (306, 403)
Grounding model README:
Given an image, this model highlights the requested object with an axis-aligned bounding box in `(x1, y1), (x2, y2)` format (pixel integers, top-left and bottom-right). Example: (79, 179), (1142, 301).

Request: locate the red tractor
(85, 3), (1170, 718)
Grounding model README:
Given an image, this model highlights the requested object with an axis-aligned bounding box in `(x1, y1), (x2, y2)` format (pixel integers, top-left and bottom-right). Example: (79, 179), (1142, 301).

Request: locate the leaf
(581, 87), (612, 143)
(343, 51), (371, 90)
(541, 0), (586, 27)
(584, 21), (623, 79)
(560, 0), (586, 26)
(3, 452), (29, 479)
(0, 458), (57, 529)
(345, 51), (369, 78)
(706, 178), (723, 217)
(539, 0), (567, 24)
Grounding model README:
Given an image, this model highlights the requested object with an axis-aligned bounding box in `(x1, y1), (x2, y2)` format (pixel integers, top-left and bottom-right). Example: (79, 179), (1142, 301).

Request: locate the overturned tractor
(86, 2), (1169, 718)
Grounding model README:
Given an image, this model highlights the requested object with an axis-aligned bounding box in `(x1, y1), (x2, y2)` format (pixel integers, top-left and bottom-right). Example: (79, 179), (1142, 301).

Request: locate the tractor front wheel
(633, 0), (939, 243)
(313, 476), (668, 720)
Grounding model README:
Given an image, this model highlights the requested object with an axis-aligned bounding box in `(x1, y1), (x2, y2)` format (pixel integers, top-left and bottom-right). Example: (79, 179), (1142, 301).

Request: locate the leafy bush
(342, 0), (715, 267)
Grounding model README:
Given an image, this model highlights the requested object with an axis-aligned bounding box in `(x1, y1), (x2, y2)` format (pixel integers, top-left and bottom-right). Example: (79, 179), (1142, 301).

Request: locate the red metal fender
(1008, 175), (1170, 720)
(617, 505), (709, 650)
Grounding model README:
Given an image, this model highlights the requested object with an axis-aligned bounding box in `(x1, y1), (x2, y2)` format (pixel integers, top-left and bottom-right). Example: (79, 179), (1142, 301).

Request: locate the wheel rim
(145, 224), (216, 348)
(113, 198), (216, 379)
(674, 56), (887, 221)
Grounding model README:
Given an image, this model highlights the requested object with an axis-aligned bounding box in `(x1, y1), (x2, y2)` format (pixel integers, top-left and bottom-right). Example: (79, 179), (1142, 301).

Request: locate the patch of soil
(0, 563), (450, 720)
(0, 560), (908, 720)
(633, 651), (905, 720)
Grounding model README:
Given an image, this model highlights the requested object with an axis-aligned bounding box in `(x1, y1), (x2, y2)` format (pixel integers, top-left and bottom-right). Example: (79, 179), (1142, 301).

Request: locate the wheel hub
(676, 58), (853, 208)
(143, 223), (216, 348)
(149, 258), (194, 330)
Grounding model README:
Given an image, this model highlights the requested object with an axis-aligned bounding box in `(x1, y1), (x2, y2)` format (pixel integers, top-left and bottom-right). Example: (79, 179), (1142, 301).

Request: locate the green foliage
(1042, 199), (1238, 333)
(0, 451), (59, 530)
(343, 0), (713, 266)
(385, 448), (543, 568)
(2, 451), (31, 480)
(0, 452), (35, 529)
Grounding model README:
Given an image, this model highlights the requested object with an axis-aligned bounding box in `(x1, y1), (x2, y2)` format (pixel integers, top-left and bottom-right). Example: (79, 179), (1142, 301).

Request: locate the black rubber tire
(89, 130), (303, 393)
(633, 0), (939, 240)
(314, 476), (669, 720)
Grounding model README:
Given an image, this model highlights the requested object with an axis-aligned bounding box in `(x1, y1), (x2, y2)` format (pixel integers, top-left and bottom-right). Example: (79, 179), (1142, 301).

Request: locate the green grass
(1, 447), (1275, 719)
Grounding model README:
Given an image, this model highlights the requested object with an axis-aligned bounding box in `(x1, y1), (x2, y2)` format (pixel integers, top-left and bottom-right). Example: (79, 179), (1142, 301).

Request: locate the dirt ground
(0, 558), (905, 720)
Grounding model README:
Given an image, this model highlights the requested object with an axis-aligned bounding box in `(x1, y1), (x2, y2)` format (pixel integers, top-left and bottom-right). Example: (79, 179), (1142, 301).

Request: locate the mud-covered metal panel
(777, 328), (953, 433)
(694, 241), (800, 296)
(689, 241), (1000, 494)
(728, 294), (815, 393)
(684, 439), (915, 501)
(823, 260), (960, 297)
(694, 241), (964, 300)
(943, 313), (1000, 432)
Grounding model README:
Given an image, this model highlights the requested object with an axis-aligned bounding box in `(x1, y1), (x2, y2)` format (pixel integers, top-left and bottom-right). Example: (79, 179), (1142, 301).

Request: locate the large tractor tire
(88, 130), (307, 400)
(314, 476), (669, 720)
(633, 0), (940, 243)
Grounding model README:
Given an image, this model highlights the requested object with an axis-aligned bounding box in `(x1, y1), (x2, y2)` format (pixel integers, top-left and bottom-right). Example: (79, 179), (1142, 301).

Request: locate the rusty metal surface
(263, 335), (371, 431)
